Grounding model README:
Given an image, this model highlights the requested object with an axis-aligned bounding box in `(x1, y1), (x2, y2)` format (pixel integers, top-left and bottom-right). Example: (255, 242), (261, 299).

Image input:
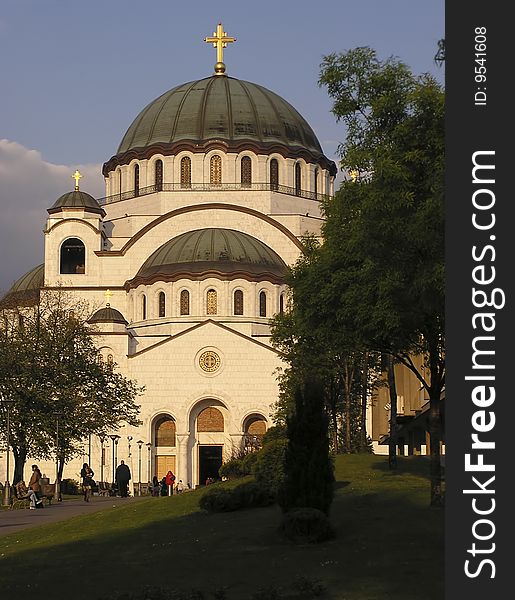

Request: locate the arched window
(259, 291), (267, 317)
(295, 163), (302, 196)
(155, 160), (163, 191)
(180, 156), (191, 188)
(197, 407), (224, 432)
(210, 155), (222, 186)
(158, 292), (166, 317)
(279, 293), (285, 314)
(270, 158), (279, 191)
(118, 169), (122, 196)
(106, 354), (114, 366)
(155, 416), (176, 446)
(60, 238), (85, 274)
(207, 289), (217, 315)
(134, 164), (140, 197)
(142, 294), (147, 320)
(241, 156), (252, 187)
(243, 415), (267, 450)
(234, 290), (244, 315)
(180, 290), (190, 315)
(314, 168), (319, 197)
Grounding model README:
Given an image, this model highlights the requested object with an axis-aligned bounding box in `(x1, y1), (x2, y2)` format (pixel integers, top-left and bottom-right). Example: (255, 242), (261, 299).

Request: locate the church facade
(2, 27), (339, 489)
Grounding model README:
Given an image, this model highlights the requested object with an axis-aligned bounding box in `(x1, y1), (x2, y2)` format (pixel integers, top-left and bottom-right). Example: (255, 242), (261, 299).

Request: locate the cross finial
(204, 22), (236, 75)
(349, 169), (359, 182)
(72, 170), (83, 191)
(104, 289), (113, 307)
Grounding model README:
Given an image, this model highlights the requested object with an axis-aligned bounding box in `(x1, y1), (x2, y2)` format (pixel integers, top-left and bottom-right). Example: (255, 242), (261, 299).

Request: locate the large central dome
(104, 76), (329, 173)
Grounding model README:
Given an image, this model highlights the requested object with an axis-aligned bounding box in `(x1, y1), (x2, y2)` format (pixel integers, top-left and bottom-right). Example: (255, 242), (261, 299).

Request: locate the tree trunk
(428, 390), (443, 506)
(360, 352), (369, 451)
(12, 446), (27, 485)
(387, 354), (398, 470)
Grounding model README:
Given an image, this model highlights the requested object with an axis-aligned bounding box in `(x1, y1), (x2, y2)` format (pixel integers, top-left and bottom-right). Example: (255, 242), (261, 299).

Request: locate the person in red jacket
(165, 470), (176, 496)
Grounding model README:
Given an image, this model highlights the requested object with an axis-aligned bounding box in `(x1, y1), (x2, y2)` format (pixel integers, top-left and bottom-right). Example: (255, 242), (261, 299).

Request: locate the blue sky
(0, 0), (444, 292)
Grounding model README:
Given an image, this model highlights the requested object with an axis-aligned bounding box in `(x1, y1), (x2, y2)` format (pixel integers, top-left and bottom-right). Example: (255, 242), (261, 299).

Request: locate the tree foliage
(314, 48), (445, 504)
(0, 290), (143, 483)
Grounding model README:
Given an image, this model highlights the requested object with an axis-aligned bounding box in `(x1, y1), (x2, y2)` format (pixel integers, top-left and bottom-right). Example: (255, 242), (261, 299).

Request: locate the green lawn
(0, 455), (443, 600)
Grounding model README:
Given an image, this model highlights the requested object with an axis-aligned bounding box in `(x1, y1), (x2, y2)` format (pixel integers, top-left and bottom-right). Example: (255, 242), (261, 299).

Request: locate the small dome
(88, 306), (128, 325)
(1, 264), (44, 306)
(126, 228), (287, 289)
(104, 76), (336, 175)
(48, 191), (105, 216)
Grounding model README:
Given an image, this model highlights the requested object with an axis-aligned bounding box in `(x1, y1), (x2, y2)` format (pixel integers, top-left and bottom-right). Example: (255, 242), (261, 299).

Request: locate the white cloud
(0, 139), (104, 293)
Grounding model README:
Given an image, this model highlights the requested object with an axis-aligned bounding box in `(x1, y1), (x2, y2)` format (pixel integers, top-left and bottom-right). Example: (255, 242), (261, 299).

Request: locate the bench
(9, 482), (56, 510)
(97, 481), (114, 497)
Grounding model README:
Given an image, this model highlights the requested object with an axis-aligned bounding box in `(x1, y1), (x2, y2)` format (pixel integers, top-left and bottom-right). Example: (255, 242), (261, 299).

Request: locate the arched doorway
(153, 415), (176, 480)
(243, 414), (268, 452)
(196, 405), (225, 485)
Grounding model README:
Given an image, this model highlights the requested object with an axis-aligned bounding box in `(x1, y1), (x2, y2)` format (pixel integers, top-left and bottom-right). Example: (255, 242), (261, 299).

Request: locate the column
(176, 433), (190, 486)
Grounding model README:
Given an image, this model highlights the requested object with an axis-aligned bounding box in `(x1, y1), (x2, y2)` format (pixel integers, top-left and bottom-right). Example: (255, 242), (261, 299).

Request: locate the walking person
(115, 460), (131, 497)
(28, 464), (44, 509)
(80, 462), (95, 502)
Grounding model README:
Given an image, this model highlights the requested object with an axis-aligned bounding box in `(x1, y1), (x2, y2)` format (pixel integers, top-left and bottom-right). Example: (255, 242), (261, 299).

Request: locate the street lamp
(0, 395), (14, 506)
(136, 440), (144, 495)
(146, 442), (152, 485)
(109, 434), (120, 483)
(127, 435), (133, 458)
(98, 435), (105, 484)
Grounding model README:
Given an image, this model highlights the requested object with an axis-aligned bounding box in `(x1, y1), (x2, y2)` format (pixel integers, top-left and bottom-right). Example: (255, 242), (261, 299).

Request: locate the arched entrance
(197, 406), (224, 485)
(153, 415), (176, 480)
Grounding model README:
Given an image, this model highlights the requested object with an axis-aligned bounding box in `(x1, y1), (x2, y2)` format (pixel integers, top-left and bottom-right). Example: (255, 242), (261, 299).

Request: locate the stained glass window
(155, 417), (176, 446)
(210, 155), (222, 186)
(295, 163), (301, 196)
(180, 290), (190, 315)
(207, 289), (217, 315)
(314, 168), (318, 197)
(158, 292), (165, 317)
(134, 164), (140, 197)
(234, 290), (244, 315)
(270, 158), (279, 191)
(241, 156), (252, 187)
(259, 291), (267, 317)
(155, 160), (163, 191)
(180, 156), (191, 188)
(142, 294), (147, 320)
(197, 407), (224, 432)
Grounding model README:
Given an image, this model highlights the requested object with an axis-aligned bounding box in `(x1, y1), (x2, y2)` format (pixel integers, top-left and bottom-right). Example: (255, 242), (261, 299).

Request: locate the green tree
(278, 379), (334, 515)
(315, 48), (445, 505)
(0, 290), (143, 484)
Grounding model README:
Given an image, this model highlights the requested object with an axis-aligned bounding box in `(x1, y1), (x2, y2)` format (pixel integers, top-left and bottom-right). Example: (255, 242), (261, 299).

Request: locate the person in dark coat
(115, 460), (131, 497)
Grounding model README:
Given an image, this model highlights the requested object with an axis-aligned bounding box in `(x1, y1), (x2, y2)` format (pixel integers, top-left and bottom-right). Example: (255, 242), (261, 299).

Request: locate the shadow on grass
(333, 481), (350, 490)
(371, 455), (431, 479)
(0, 477), (443, 600)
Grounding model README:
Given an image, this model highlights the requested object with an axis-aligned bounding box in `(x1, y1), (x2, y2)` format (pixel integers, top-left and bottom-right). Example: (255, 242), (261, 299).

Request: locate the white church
(2, 25), (339, 490)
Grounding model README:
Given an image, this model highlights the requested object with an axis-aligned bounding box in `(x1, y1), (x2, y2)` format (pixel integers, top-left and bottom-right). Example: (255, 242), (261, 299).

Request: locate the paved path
(0, 495), (147, 538)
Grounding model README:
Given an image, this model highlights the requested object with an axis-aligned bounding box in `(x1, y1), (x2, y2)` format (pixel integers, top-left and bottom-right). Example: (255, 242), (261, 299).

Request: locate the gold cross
(72, 170), (83, 190)
(349, 169), (359, 182)
(104, 289), (113, 307)
(204, 23), (236, 73)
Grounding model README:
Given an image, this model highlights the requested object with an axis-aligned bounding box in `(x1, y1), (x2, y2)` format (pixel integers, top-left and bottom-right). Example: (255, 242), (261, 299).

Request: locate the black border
(446, 3), (511, 597)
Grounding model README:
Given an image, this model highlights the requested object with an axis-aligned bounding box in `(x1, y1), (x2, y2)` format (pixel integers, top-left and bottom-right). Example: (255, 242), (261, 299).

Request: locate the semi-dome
(126, 228), (287, 289)
(88, 306), (128, 325)
(48, 190), (105, 216)
(1, 264), (44, 306)
(104, 76), (336, 175)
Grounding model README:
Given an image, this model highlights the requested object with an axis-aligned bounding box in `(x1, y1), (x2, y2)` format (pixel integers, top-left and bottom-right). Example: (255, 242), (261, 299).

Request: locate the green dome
(126, 228), (287, 288)
(48, 191), (105, 215)
(104, 76), (336, 175)
(2, 264), (44, 306)
(88, 306), (128, 325)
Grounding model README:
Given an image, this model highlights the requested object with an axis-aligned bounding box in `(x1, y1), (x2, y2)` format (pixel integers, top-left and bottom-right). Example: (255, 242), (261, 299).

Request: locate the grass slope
(0, 455), (443, 600)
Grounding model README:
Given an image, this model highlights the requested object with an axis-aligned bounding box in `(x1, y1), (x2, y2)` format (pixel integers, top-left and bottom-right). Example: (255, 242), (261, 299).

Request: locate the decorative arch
(60, 237), (85, 274)
(154, 415), (176, 447)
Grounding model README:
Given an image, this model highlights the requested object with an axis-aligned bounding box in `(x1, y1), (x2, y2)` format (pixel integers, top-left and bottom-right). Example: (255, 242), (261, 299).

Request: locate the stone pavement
(0, 495), (147, 538)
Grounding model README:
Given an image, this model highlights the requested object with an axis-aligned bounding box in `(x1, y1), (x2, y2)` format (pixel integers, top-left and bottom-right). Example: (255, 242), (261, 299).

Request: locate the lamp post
(136, 440), (144, 495)
(1, 395), (14, 506)
(109, 434), (120, 484)
(146, 442), (152, 485)
(127, 435), (133, 458)
(99, 435), (105, 484)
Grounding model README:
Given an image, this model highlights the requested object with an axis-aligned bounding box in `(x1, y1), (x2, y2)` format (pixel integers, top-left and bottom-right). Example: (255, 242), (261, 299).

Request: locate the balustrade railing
(97, 182), (332, 206)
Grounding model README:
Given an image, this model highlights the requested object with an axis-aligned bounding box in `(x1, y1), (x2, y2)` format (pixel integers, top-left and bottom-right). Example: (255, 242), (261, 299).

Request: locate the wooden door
(155, 455), (176, 480)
